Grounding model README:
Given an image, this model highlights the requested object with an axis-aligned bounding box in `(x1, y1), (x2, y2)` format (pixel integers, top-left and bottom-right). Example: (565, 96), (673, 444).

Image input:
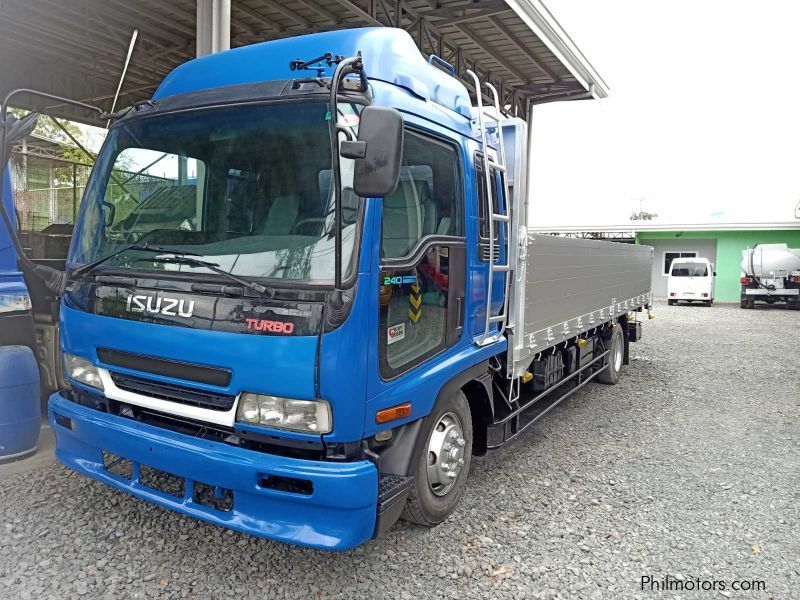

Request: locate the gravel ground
(1, 301), (798, 599)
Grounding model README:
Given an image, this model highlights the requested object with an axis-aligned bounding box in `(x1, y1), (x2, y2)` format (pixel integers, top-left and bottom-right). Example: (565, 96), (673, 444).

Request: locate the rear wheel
(597, 325), (624, 385)
(704, 300), (712, 307)
(402, 391), (473, 526)
(668, 299), (675, 306)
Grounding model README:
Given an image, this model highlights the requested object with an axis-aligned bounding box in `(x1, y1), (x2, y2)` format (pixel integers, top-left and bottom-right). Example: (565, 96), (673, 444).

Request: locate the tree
(9, 107), (93, 164)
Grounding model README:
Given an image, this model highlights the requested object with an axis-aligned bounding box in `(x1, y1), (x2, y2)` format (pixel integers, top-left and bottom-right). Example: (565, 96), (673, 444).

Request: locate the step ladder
(466, 70), (512, 347)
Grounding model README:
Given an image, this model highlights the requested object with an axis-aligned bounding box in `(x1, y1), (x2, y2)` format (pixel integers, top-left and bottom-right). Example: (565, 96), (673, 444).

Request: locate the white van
(667, 257), (715, 306)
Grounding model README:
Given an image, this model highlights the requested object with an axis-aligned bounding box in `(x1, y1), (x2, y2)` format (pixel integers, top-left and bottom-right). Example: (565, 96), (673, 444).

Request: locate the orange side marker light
(376, 402), (412, 424)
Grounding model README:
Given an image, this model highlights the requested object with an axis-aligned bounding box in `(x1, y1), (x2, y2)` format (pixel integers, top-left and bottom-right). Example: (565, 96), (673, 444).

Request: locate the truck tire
(597, 325), (623, 385)
(401, 390), (473, 527)
(668, 299), (675, 306)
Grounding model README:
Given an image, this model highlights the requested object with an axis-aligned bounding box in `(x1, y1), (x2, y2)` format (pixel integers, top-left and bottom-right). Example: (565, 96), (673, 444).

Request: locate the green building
(535, 222), (800, 302)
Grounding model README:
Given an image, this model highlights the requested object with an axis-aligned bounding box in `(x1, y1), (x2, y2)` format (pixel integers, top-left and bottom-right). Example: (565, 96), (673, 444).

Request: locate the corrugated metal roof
(0, 0), (607, 125)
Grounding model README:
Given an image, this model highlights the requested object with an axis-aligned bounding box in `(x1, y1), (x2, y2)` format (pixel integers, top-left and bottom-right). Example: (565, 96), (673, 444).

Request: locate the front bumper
(744, 288), (799, 296)
(49, 393), (378, 550)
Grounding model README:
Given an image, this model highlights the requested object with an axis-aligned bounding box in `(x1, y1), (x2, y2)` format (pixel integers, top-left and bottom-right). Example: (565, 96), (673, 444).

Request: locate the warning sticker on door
(387, 323), (405, 345)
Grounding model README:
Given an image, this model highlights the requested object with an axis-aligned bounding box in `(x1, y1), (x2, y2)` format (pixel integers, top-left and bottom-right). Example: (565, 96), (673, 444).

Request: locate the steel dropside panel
(509, 234), (653, 376)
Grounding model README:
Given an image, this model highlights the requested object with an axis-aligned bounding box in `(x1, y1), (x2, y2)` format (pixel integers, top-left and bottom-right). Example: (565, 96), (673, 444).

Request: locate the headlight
(64, 353), (104, 390)
(236, 393), (332, 434)
(0, 292), (32, 314)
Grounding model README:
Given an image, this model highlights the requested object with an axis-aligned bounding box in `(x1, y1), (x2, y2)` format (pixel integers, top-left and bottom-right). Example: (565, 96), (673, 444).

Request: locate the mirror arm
(328, 54), (364, 299)
(0, 89), (103, 297)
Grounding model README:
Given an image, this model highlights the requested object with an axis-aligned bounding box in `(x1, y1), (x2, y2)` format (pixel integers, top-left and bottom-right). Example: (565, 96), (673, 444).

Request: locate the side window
(381, 130), (462, 258)
(475, 156), (502, 261)
(379, 130), (464, 378)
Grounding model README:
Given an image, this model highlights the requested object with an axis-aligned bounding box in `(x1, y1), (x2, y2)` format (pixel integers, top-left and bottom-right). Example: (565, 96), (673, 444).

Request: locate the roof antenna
(107, 28), (139, 129)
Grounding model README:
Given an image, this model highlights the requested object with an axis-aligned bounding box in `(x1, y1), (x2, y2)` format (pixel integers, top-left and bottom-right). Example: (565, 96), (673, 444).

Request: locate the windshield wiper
(72, 243), (273, 300)
(71, 243), (201, 278)
(135, 255), (273, 299)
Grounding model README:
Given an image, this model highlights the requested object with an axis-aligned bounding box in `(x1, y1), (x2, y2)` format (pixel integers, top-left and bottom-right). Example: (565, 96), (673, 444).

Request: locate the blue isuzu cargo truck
(0, 28), (653, 549)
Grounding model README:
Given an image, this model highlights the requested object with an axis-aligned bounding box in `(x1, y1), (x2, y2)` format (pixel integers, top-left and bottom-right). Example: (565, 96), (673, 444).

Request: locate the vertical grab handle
(428, 54), (456, 77)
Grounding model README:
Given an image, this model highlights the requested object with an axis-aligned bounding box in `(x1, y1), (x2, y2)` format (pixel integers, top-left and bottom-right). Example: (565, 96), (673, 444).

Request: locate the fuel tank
(741, 244), (800, 276)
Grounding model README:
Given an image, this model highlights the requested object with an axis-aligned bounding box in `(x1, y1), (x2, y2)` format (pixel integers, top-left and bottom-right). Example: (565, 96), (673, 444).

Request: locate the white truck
(740, 244), (800, 309)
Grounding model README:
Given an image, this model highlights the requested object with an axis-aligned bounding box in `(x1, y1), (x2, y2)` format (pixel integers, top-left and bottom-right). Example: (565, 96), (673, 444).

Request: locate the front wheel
(402, 391), (473, 527)
(597, 325), (624, 385)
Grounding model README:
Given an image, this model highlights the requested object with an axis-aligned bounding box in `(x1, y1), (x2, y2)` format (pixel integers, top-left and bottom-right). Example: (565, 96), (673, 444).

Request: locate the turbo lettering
(245, 318), (295, 334)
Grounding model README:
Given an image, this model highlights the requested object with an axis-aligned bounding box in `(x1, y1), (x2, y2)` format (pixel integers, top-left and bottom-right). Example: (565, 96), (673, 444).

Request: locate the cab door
(365, 126), (467, 430)
(376, 129), (466, 378)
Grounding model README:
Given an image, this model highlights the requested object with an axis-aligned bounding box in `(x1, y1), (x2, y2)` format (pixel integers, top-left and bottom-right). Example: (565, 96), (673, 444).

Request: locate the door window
(381, 131), (461, 259)
(379, 130), (464, 378)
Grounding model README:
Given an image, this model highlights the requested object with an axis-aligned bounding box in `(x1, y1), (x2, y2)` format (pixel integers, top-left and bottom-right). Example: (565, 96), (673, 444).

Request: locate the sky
(529, 0), (800, 226)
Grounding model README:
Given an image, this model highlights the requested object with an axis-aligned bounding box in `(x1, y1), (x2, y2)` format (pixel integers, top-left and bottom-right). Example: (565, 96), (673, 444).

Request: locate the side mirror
(713, 271), (717, 277)
(342, 106), (404, 198)
(6, 112), (40, 143)
(3, 112), (40, 156)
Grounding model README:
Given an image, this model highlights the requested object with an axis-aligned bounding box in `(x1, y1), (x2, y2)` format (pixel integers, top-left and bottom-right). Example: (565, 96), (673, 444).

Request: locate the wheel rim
(613, 334), (623, 371)
(426, 412), (466, 497)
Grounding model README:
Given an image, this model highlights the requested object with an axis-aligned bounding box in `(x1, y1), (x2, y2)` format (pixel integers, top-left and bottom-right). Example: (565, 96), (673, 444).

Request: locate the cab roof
(154, 28), (474, 120)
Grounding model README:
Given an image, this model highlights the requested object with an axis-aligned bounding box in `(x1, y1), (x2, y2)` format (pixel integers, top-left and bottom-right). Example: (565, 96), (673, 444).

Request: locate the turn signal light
(376, 402), (412, 424)
(791, 276), (800, 283)
(741, 277), (753, 284)
(669, 292), (676, 297)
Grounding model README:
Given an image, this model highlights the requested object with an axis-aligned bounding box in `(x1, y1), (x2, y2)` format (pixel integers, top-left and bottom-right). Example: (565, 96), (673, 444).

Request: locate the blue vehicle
(0, 28), (652, 549)
(0, 165), (33, 347)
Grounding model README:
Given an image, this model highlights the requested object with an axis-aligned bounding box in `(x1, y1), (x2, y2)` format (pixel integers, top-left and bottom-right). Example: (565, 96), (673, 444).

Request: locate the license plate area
(100, 450), (234, 512)
(140, 465), (184, 498)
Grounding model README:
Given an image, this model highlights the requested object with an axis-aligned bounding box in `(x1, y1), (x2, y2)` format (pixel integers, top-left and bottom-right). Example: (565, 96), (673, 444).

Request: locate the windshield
(671, 262), (708, 277)
(69, 101), (362, 283)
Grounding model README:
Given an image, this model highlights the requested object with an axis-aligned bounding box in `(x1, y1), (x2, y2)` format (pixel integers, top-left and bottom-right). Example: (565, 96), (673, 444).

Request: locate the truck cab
(667, 257), (715, 306)
(0, 27), (650, 551)
(38, 28), (512, 549)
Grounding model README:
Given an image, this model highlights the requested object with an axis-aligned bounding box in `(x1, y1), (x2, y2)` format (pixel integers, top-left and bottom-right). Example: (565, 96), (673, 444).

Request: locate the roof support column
(196, 0), (231, 57)
(524, 98), (534, 227)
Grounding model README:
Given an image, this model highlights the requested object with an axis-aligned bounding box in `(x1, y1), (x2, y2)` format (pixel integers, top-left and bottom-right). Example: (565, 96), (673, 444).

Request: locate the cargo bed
(507, 234), (653, 378)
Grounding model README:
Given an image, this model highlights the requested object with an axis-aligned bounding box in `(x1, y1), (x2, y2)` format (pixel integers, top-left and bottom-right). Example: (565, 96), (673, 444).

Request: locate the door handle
(456, 296), (463, 329)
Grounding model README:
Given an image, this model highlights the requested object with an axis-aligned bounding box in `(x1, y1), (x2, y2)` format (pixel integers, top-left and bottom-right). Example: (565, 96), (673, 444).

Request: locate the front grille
(110, 372), (236, 412)
(98, 348), (231, 387)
